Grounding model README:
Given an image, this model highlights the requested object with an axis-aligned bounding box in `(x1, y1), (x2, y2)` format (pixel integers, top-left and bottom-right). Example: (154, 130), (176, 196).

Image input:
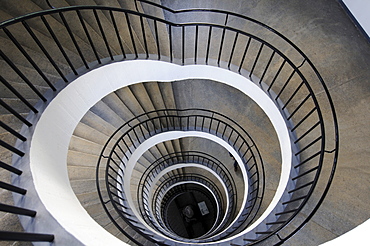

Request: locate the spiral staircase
(0, 0), (369, 245)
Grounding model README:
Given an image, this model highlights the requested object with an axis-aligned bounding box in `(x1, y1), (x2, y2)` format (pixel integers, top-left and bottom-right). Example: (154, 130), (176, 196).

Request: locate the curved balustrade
(0, 3), (338, 245)
(137, 151), (237, 239)
(152, 173), (225, 240)
(97, 108), (264, 244)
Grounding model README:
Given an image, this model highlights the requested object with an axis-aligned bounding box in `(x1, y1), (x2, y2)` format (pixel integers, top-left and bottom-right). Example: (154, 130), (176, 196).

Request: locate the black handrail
(97, 108), (264, 244)
(137, 151), (237, 239)
(0, 3), (338, 245)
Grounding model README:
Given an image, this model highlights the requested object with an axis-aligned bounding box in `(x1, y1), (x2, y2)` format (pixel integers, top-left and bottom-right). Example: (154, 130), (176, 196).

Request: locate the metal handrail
(97, 108), (264, 244)
(137, 151), (237, 239)
(0, 3), (338, 245)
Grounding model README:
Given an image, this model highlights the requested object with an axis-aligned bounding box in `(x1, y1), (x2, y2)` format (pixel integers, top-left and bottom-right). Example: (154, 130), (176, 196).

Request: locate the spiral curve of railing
(0, 2), (338, 245)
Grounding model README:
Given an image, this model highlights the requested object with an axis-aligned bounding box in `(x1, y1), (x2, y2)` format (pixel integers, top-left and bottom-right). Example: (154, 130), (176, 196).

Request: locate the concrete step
(89, 100), (126, 129)
(67, 150), (101, 168)
(68, 165), (104, 181)
(72, 121), (111, 146)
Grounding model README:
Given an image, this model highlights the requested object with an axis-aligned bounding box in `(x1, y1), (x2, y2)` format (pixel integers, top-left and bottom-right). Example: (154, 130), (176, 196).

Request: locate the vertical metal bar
(209, 113), (214, 133)
(215, 120), (221, 135)
(0, 99), (32, 127)
(116, 143), (128, 160)
(268, 60), (286, 92)
(259, 50), (275, 85)
(222, 124), (227, 138)
(0, 181), (26, 194)
(125, 12), (138, 58)
(294, 121), (320, 144)
(41, 15), (78, 75)
(22, 20), (67, 82)
(0, 49), (46, 101)
(282, 81), (304, 110)
(228, 32), (239, 69)
(292, 165), (319, 180)
(139, 16), (149, 59)
(0, 121), (26, 141)
(295, 136), (322, 156)
(0, 231), (54, 242)
(121, 138), (132, 154)
(182, 25), (185, 65)
(194, 25), (198, 64)
(2, 27), (56, 91)
(249, 43), (264, 78)
(291, 107), (317, 132)
(233, 134), (240, 147)
(76, 10), (101, 64)
(275, 70), (296, 100)
(138, 123), (146, 140)
(0, 203), (36, 217)
(238, 36), (252, 73)
(0, 160), (22, 175)
(228, 130), (233, 142)
(93, 9), (113, 60)
(287, 94), (311, 120)
(132, 127), (141, 144)
(109, 10), (126, 59)
(154, 20), (160, 60)
(169, 25), (173, 63)
(218, 26), (227, 66)
(59, 12), (89, 69)
(0, 75), (38, 113)
(205, 26), (212, 65)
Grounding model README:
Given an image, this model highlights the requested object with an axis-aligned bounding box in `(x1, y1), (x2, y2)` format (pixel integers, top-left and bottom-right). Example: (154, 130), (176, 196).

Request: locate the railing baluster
(0, 99), (32, 127)
(259, 50), (275, 85)
(0, 161), (22, 175)
(125, 12), (138, 58)
(294, 151), (321, 168)
(291, 107), (316, 132)
(139, 16), (149, 59)
(194, 25), (198, 64)
(76, 10), (101, 64)
(0, 231), (54, 242)
(294, 121), (320, 144)
(295, 136), (322, 156)
(181, 25), (185, 65)
(228, 32), (239, 69)
(0, 181), (26, 194)
(169, 25), (173, 63)
(154, 20), (160, 60)
(41, 15), (78, 75)
(0, 75), (38, 113)
(249, 43), (264, 78)
(275, 69), (296, 100)
(288, 181), (314, 193)
(238, 36), (252, 73)
(0, 203), (36, 217)
(282, 81), (305, 110)
(0, 121), (26, 141)
(218, 26), (227, 66)
(59, 12), (89, 69)
(0, 49), (46, 101)
(292, 166), (319, 180)
(287, 94), (311, 121)
(205, 26), (212, 65)
(109, 10), (126, 59)
(3, 27), (57, 90)
(22, 20), (67, 83)
(94, 9), (113, 60)
(267, 60), (286, 92)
